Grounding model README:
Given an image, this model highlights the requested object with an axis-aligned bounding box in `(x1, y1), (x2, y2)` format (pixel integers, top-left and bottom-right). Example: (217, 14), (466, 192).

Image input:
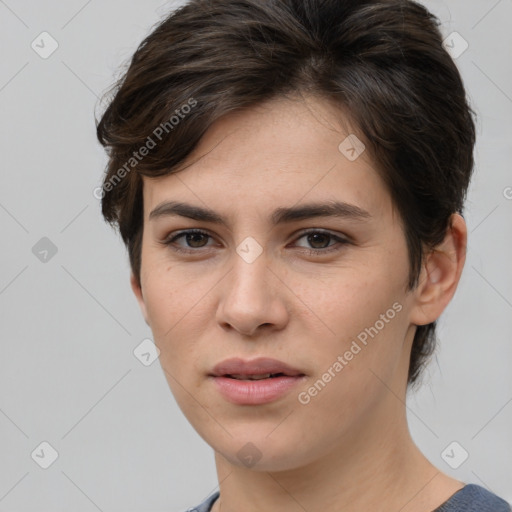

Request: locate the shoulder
(183, 491), (220, 512)
(434, 484), (511, 512)
(181, 486), (510, 512)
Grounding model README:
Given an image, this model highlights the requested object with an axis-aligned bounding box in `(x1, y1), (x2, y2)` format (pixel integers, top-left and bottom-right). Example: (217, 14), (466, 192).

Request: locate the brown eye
(294, 230), (349, 255)
(164, 229), (215, 253)
(182, 232), (210, 248)
(304, 232), (332, 249)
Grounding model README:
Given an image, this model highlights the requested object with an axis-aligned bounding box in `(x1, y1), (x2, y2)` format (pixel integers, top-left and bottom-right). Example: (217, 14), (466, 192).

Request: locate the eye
(163, 229), (215, 254)
(162, 228), (349, 256)
(293, 230), (349, 256)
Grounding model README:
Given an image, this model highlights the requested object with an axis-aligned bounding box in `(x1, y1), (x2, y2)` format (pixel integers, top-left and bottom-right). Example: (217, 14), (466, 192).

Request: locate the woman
(96, 0), (511, 510)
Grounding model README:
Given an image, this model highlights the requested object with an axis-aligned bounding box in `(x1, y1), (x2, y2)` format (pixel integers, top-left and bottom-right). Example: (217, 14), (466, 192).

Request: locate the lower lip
(211, 375), (306, 405)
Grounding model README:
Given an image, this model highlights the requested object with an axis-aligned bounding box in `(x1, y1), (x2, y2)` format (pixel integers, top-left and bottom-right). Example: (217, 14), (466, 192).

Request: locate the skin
(130, 94), (468, 512)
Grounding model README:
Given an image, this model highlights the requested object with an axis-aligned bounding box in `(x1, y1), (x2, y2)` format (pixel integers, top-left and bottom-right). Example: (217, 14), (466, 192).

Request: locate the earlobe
(410, 214), (467, 326)
(130, 273), (150, 326)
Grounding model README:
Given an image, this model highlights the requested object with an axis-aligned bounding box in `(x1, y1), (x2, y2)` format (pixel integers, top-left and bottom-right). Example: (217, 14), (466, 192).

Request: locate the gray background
(0, 0), (510, 510)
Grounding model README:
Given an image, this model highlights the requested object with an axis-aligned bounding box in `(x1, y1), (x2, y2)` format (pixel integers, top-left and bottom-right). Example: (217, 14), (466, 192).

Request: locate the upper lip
(210, 357), (305, 377)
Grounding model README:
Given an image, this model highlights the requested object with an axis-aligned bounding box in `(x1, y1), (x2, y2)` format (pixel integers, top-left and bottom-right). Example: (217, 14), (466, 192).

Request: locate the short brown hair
(96, 0), (476, 387)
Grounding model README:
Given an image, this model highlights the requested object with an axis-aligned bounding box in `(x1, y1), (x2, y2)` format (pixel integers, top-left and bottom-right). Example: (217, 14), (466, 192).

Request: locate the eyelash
(162, 229), (349, 256)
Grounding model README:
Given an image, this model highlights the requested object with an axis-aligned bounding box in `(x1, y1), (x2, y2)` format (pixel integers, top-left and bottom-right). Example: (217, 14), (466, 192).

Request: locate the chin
(205, 427), (320, 472)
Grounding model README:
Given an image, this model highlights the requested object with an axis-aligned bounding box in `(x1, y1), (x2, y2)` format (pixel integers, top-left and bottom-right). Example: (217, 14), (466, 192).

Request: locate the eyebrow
(149, 200), (371, 226)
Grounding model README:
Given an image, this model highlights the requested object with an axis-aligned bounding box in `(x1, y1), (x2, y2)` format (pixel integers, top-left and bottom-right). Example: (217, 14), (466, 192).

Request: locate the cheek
(140, 264), (181, 335)
(141, 245), (197, 325)
(292, 290), (408, 447)
(140, 258), (217, 378)
(300, 264), (404, 335)
(293, 263), (409, 391)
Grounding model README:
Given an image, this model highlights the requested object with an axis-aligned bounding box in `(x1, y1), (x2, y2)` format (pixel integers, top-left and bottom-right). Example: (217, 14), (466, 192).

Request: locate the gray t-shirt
(186, 484), (511, 512)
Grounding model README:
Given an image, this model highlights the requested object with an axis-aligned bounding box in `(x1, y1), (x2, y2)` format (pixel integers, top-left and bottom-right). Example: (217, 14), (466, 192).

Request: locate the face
(132, 95), (425, 471)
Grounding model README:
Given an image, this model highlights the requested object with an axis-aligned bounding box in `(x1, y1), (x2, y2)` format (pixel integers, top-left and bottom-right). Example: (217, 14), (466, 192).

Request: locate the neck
(211, 388), (461, 512)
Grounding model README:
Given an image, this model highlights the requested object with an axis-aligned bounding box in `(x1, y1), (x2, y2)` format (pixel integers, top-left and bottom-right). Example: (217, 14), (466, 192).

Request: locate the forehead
(172, 94), (366, 171)
(141, 94), (393, 222)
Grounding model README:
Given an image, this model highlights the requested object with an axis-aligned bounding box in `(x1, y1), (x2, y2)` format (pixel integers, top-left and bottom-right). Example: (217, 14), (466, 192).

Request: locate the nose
(216, 249), (289, 337)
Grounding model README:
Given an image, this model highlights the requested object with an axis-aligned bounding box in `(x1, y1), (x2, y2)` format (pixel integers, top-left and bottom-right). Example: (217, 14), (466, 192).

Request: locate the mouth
(223, 372), (292, 380)
(209, 357), (306, 405)
(210, 356), (305, 379)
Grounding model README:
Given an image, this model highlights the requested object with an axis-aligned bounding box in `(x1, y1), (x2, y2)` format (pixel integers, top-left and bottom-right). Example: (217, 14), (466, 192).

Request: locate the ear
(409, 213), (467, 326)
(130, 272), (150, 326)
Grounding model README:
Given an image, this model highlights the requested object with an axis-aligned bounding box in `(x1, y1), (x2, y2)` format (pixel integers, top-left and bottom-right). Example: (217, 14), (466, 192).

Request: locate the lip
(209, 357), (306, 405)
(210, 357), (304, 377)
